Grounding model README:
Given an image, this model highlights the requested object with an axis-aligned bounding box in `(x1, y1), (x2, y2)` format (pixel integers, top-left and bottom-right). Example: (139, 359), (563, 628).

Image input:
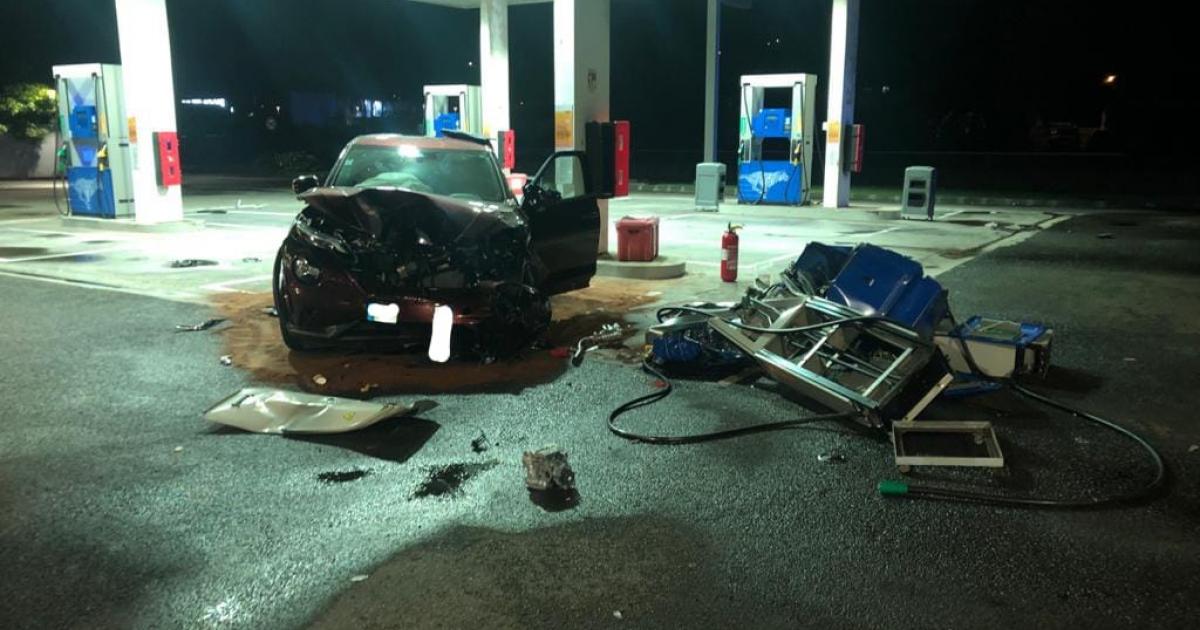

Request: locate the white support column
(479, 0), (510, 140)
(822, 0), (860, 209)
(114, 0), (184, 224)
(554, 0), (610, 253)
(702, 0), (720, 163)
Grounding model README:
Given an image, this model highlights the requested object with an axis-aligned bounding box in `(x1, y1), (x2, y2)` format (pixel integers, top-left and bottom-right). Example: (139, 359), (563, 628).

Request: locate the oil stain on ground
(411, 462), (497, 499)
(0, 247), (50, 258)
(317, 469), (372, 484)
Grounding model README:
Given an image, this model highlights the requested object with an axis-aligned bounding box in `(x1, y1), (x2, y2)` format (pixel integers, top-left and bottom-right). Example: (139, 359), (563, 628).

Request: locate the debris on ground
(359, 383), (378, 394)
(173, 446), (184, 453)
(219, 355), (233, 366)
(317, 469), (372, 484)
(817, 451), (846, 464)
(175, 317), (226, 332)
(613, 611), (624, 620)
(168, 259), (218, 268)
(1189, 445), (1199, 453)
(470, 432), (490, 454)
(349, 575), (370, 583)
(262, 306), (278, 318)
(522, 446), (576, 491)
(203, 387), (431, 434)
(410, 462), (496, 499)
(1097, 232), (1114, 239)
(647, 242), (1054, 430)
(571, 322), (625, 367)
(312, 374), (328, 386)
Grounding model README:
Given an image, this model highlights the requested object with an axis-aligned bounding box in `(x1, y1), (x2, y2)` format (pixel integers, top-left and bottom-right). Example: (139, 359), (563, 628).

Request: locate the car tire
(272, 247), (317, 352)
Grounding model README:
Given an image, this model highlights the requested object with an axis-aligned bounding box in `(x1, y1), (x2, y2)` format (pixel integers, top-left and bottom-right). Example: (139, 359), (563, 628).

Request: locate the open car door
(522, 151), (602, 295)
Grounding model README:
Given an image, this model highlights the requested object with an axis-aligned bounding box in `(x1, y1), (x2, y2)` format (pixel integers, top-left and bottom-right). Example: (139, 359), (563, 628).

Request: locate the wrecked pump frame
(273, 134), (603, 357)
(653, 295), (953, 429)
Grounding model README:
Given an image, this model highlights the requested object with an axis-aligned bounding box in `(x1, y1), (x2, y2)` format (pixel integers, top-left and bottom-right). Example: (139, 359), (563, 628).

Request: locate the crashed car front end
(275, 186), (553, 357)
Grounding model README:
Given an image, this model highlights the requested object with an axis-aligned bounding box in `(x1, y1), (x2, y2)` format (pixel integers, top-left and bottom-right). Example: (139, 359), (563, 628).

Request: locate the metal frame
(892, 420), (1005, 469)
(708, 296), (949, 427)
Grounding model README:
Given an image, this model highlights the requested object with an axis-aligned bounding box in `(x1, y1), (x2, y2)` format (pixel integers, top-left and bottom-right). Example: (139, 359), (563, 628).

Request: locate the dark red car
(274, 133), (602, 357)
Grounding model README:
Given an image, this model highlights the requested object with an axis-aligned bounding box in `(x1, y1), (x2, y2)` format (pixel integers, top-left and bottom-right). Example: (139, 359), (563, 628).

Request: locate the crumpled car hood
(299, 186), (522, 245)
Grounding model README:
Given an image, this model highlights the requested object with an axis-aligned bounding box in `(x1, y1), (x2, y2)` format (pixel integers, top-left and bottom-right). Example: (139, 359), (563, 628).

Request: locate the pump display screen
(330, 145), (507, 203)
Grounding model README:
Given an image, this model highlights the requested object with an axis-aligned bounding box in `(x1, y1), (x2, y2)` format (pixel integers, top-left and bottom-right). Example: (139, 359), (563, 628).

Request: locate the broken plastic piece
(219, 355), (233, 366)
(817, 451), (845, 463)
(175, 318), (226, 332)
(571, 323), (624, 367)
(204, 387), (432, 434)
(522, 446), (576, 491)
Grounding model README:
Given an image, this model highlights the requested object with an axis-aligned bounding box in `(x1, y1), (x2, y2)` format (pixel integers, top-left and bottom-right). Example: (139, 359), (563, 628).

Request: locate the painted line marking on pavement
(202, 221), (291, 231)
(0, 269), (206, 304)
(0, 246), (135, 264)
(927, 214), (1073, 278)
(202, 273), (273, 293)
(0, 226), (90, 237)
(0, 217), (63, 225)
(855, 226), (902, 240)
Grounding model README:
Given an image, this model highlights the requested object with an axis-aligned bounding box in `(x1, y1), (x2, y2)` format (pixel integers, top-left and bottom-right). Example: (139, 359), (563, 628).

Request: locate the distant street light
(1103, 74), (1118, 85)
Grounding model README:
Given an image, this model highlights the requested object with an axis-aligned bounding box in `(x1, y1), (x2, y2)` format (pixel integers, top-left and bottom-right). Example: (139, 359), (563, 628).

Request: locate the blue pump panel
(67, 167), (116, 218)
(433, 112), (461, 137)
(751, 108), (791, 138)
(738, 161), (802, 204)
(69, 105), (98, 140)
(824, 244), (948, 338)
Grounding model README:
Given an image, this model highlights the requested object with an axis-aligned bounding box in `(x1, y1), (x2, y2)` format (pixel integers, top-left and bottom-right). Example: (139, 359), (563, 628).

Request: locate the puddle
(209, 278), (662, 396)
(0, 247), (50, 258)
(410, 462), (496, 499)
(168, 259), (218, 268)
(317, 469), (372, 484)
(56, 254), (104, 263)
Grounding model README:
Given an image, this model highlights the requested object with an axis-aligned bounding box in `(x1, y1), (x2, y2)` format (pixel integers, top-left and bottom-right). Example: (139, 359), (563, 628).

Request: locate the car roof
(350, 133), (488, 152)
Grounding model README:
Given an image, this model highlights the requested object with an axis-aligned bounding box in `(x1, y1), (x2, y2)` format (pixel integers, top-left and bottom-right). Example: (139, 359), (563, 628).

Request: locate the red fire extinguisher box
(616, 216), (659, 262)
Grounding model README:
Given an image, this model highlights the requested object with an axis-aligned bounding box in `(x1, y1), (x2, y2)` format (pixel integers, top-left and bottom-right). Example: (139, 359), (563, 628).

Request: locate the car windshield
(331, 144), (507, 202)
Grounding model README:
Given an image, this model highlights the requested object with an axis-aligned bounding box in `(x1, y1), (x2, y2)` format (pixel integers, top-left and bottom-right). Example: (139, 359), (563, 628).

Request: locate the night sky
(4, 0), (1197, 171)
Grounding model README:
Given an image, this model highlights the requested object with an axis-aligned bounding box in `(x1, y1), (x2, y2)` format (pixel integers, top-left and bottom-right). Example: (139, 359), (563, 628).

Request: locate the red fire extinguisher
(721, 223), (742, 283)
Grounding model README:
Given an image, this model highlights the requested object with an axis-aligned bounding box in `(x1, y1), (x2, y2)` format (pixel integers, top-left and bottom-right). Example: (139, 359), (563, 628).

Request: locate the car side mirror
(292, 174), (320, 196)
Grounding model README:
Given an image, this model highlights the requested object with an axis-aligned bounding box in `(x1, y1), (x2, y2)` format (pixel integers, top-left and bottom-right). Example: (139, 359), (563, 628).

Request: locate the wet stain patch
(0, 247), (50, 258)
(56, 254), (104, 263)
(317, 469), (372, 484)
(168, 259), (218, 269)
(411, 462), (496, 499)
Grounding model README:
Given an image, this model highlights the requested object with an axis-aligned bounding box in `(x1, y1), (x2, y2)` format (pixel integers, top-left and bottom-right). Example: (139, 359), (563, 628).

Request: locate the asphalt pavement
(1, 207), (1198, 629)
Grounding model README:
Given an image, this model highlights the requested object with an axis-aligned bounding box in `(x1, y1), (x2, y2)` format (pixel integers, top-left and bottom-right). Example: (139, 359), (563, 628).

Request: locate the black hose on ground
(615, 303), (1168, 509)
(607, 360), (856, 445)
(878, 314), (1168, 509)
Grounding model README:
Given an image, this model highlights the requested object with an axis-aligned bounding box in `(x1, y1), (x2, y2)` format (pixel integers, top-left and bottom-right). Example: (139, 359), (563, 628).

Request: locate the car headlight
(294, 215), (350, 254)
(292, 257), (321, 283)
